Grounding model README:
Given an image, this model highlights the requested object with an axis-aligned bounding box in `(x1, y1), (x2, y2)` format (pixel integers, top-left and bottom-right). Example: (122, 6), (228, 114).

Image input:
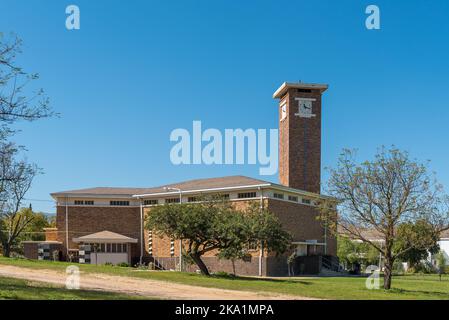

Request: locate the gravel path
(0, 264), (314, 300)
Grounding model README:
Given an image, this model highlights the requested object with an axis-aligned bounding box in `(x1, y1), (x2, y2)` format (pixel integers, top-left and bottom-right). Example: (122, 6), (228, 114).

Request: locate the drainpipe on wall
(139, 199), (144, 265)
(65, 196), (69, 258)
(324, 219), (328, 255)
(258, 187), (263, 277)
(179, 190), (183, 272)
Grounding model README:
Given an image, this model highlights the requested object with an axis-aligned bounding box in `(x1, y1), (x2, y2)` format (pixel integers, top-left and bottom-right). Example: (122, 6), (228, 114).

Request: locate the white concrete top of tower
(273, 82), (329, 99)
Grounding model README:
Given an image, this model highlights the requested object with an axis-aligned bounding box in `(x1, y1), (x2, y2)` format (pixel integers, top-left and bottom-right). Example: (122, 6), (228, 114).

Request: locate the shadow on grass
(388, 287), (449, 298)
(209, 273), (313, 285)
(0, 277), (137, 300)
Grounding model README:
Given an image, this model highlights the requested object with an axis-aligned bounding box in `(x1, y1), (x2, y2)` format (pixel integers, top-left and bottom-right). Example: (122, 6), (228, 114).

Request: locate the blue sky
(1, 0), (449, 213)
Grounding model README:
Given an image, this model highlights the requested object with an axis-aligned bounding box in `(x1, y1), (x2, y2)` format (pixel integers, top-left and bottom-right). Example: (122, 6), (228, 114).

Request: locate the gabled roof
(51, 175), (335, 200)
(51, 176), (270, 198)
(73, 230), (138, 243)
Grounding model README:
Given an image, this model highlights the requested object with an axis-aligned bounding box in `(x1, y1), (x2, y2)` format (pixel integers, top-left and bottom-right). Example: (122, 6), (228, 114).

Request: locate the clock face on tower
(280, 102), (287, 121)
(295, 98), (316, 118)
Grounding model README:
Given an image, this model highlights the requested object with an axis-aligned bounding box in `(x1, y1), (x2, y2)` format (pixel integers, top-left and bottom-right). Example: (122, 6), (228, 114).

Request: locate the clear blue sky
(1, 0), (449, 214)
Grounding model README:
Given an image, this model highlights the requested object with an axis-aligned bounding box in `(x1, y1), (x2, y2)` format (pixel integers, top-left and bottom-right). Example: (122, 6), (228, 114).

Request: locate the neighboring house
(339, 228), (449, 270)
(433, 230), (449, 267)
(23, 82), (337, 276)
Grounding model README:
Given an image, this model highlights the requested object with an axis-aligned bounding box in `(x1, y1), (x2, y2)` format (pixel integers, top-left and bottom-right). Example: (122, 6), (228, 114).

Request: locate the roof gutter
(131, 184), (272, 198)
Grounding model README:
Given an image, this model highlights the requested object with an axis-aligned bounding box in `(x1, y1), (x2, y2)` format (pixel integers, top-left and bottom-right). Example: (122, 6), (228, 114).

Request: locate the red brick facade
(53, 197), (336, 275)
(55, 205), (141, 259)
(278, 87), (324, 194)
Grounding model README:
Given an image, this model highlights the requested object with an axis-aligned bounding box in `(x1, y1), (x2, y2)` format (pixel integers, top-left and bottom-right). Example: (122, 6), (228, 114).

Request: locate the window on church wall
(110, 200), (130, 206)
(273, 193), (284, 199)
(148, 231), (153, 256)
(288, 195), (298, 202)
(165, 198), (180, 204)
(302, 198), (311, 205)
(144, 199), (158, 205)
(170, 239), (175, 257)
(237, 192), (257, 199)
(247, 240), (259, 251)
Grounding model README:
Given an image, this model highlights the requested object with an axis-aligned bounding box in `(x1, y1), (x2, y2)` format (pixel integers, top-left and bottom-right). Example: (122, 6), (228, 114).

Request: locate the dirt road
(0, 265), (313, 300)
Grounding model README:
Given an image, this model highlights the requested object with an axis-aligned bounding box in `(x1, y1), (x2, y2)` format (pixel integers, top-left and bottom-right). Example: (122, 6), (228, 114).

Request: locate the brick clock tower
(273, 82), (328, 194)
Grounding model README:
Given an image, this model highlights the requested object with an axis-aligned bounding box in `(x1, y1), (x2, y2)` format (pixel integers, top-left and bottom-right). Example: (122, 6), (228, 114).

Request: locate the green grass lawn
(1, 256), (448, 300)
(0, 275), (144, 300)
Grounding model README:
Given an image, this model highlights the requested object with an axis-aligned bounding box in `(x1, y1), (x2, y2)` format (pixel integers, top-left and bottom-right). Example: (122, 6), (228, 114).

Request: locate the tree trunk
(3, 242), (11, 257)
(383, 256), (393, 290)
(190, 253), (210, 276)
(232, 260), (236, 276)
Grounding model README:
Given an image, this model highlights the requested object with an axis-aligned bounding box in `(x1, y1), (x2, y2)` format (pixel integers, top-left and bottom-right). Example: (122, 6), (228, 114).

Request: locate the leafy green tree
(395, 220), (440, 270)
(146, 198), (291, 276)
(19, 211), (53, 242)
(337, 235), (379, 270)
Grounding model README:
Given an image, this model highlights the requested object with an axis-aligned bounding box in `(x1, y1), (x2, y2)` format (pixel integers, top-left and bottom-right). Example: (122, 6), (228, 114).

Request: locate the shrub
(134, 262), (147, 269)
(104, 262), (113, 266)
(408, 261), (434, 274)
(393, 260), (405, 274)
(213, 271), (236, 279)
(117, 262), (129, 268)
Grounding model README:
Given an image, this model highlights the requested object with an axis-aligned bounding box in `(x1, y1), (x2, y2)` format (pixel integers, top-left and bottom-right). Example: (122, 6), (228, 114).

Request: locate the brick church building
(24, 82), (337, 276)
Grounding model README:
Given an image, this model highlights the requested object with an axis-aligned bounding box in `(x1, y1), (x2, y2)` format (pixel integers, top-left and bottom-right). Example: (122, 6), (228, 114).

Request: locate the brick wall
(54, 196), (336, 273)
(23, 243), (39, 260)
(55, 205), (142, 258)
(267, 198), (337, 256)
(278, 88), (323, 194)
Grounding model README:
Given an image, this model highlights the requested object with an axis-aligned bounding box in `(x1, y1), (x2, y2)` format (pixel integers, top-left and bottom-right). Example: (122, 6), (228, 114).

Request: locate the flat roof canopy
(273, 82), (328, 99)
(73, 230), (138, 243)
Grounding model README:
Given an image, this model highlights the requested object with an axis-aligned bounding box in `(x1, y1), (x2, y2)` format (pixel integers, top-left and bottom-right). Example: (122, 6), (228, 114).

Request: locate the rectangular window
(100, 243), (105, 253)
(74, 200), (84, 205)
(273, 193), (284, 199)
(237, 192), (257, 199)
(144, 199), (158, 205)
(288, 195), (298, 202)
(116, 244), (122, 253)
(122, 244), (127, 253)
(247, 240), (259, 251)
(110, 200), (130, 206)
(165, 198), (180, 204)
(302, 198), (311, 205)
(187, 197), (197, 202)
(84, 200), (94, 205)
(106, 243), (111, 253)
(111, 243), (117, 253)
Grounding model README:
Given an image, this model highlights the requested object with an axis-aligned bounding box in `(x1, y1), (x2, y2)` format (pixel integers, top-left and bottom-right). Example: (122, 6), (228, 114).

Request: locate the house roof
(72, 231), (138, 243)
(441, 229), (449, 239)
(339, 226), (449, 241)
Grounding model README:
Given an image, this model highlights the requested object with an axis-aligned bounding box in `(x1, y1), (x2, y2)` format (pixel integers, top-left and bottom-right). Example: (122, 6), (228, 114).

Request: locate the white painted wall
(90, 253), (129, 265)
(439, 239), (449, 265)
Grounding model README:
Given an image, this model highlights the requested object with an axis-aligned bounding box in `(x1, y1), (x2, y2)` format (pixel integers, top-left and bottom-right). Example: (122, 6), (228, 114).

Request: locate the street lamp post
(164, 186), (183, 272)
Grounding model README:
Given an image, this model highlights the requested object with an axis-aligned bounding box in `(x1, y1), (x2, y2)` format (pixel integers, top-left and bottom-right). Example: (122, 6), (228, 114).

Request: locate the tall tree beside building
(0, 33), (54, 256)
(318, 147), (449, 289)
